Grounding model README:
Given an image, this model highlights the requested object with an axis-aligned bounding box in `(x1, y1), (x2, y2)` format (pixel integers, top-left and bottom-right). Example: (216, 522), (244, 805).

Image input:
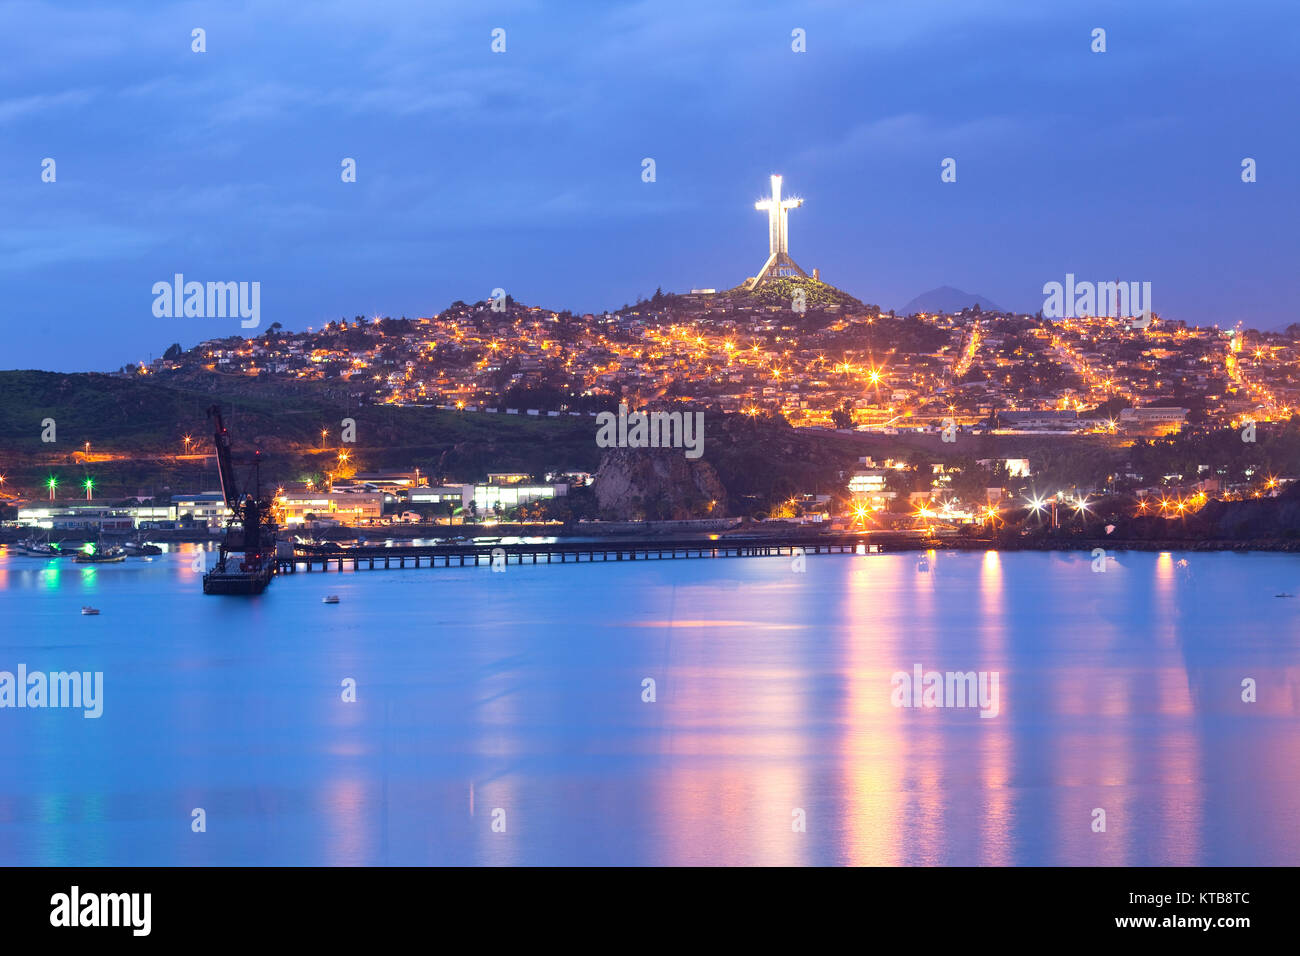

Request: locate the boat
(72, 544), (127, 564)
(123, 540), (163, 556)
(323, 595), (340, 604)
(16, 536), (65, 558)
(81, 606), (100, 616)
(1277, 592), (1294, 598)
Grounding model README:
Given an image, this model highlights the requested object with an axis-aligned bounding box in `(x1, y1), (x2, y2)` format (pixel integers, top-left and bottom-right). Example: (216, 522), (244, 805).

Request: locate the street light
(182, 434), (192, 455)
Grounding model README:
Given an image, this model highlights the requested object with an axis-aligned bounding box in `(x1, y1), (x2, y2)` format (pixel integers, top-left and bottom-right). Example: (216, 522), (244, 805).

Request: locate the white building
(469, 483), (567, 514)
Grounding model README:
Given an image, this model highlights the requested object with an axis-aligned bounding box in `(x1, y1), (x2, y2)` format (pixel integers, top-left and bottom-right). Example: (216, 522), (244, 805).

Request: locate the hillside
(648, 276), (872, 312)
(717, 276), (870, 310)
(0, 371), (862, 517)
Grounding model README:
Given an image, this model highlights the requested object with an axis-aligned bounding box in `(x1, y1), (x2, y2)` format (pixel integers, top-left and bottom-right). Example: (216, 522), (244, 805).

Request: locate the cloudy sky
(2, 0), (1297, 370)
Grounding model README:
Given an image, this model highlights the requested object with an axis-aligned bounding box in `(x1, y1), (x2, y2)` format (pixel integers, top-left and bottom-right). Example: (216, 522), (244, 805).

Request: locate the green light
(83, 478), (94, 490)
(46, 476), (57, 490)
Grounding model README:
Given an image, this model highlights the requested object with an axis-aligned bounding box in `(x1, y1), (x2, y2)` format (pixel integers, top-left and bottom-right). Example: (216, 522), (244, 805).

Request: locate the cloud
(0, 223), (158, 271)
(0, 88), (97, 125)
(794, 113), (1024, 167)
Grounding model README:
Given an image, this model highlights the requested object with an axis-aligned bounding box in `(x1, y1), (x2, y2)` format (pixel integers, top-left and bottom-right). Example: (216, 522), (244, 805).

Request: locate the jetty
(279, 534), (898, 574)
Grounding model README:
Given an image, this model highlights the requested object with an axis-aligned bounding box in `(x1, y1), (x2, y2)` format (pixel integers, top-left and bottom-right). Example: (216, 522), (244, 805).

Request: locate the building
(469, 483), (568, 515)
(338, 471), (422, 493)
(547, 471), (593, 486)
(1120, 406), (1188, 435)
(977, 458), (1032, 478)
(848, 469), (887, 495)
(277, 491), (385, 526)
(995, 410), (1094, 432)
(15, 504), (177, 531)
(407, 484), (470, 506)
(173, 492), (232, 528)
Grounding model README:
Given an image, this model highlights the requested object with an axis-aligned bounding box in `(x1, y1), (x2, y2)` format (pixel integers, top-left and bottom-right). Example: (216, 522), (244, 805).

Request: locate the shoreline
(5, 523), (1298, 555)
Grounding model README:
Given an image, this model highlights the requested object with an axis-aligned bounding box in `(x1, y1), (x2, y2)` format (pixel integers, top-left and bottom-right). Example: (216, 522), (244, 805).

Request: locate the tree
(163, 343), (183, 360)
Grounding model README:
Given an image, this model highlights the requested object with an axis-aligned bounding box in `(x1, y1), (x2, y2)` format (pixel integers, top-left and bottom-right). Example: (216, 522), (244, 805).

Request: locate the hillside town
(134, 290), (1298, 439)
(5, 286), (1299, 539)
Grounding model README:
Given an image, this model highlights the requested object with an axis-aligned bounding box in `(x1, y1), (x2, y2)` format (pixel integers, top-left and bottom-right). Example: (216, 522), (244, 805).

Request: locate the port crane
(203, 404), (279, 594)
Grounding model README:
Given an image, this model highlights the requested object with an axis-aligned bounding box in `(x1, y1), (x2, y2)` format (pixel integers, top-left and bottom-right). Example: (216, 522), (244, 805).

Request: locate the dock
(279, 534), (893, 574)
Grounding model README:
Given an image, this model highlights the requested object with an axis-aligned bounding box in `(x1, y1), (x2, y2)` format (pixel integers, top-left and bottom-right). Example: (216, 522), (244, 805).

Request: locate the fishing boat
(81, 606), (100, 616)
(16, 535), (64, 557)
(123, 539), (164, 556)
(323, 595), (340, 604)
(72, 539), (127, 564)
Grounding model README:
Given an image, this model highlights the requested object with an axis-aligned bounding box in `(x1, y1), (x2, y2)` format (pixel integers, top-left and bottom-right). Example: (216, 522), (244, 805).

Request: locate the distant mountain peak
(902, 286), (1001, 315)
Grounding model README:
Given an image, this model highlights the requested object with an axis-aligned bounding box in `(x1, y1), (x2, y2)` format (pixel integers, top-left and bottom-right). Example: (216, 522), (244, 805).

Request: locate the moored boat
(16, 537), (65, 557)
(73, 545), (127, 564)
(123, 541), (164, 556)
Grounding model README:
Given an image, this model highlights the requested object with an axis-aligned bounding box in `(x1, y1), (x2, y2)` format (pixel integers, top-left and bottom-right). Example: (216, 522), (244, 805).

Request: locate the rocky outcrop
(1195, 488), (1300, 540)
(592, 448), (728, 520)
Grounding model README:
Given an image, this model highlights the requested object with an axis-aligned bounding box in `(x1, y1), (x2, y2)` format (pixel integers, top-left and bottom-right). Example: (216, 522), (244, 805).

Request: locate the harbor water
(0, 546), (1297, 865)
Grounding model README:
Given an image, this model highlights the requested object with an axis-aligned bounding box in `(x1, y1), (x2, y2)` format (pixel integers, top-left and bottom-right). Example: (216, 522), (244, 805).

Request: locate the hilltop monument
(747, 174), (808, 290)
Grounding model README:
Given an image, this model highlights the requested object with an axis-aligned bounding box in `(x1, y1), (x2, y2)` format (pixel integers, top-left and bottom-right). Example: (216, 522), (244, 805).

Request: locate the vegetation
(715, 276), (868, 310)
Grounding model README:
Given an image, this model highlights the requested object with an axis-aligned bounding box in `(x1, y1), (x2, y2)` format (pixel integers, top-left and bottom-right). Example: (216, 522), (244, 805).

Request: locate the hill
(649, 276), (873, 312)
(0, 371), (863, 518)
(902, 286), (1002, 315)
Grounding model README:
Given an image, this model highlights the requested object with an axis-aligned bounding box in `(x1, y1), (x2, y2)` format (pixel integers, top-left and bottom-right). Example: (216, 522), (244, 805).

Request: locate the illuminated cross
(748, 174), (809, 290)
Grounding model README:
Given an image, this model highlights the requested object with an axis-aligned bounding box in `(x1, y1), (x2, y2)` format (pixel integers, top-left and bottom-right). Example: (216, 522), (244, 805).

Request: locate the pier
(279, 534), (892, 574)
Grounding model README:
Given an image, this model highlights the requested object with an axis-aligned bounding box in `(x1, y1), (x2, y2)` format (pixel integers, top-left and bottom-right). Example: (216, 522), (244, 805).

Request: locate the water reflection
(0, 549), (1296, 864)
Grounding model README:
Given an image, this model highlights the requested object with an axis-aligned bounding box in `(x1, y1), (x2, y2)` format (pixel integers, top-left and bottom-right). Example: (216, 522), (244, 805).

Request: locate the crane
(203, 404), (279, 594)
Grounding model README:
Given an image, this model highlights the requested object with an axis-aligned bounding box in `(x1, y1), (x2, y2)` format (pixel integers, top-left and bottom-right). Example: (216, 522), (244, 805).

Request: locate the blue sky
(2, 0), (1297, 371)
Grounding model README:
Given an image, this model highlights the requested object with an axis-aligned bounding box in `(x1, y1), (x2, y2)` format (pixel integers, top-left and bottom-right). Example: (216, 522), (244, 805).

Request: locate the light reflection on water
(0, 546), (1297, 865)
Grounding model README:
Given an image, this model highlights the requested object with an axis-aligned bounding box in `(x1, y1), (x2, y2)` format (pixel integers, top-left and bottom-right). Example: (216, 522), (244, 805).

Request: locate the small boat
(1277, 592), (1294, 598)
(81, 606), (100, 616)
(323, 595), (340, 604)
(123, 541), (164, 556)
